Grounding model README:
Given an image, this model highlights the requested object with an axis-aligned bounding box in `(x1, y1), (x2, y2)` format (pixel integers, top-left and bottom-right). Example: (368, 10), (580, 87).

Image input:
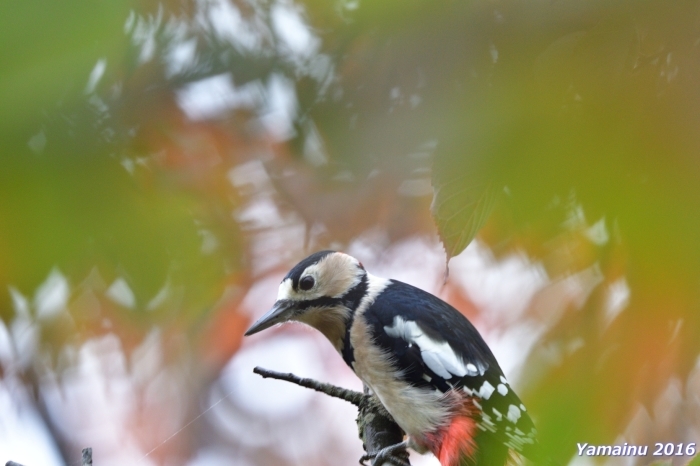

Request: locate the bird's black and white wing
(364, 280), (539, 458)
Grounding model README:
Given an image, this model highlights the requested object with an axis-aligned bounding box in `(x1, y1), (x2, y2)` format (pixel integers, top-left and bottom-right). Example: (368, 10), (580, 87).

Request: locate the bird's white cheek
(277, 278), (293, 300)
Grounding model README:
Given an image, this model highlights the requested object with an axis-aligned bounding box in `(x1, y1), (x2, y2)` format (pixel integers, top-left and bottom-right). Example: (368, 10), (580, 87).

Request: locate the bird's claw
(359, 441), (410, 466)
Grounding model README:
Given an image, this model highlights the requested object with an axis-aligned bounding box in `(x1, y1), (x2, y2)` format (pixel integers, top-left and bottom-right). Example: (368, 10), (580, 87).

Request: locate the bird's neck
(296, 304), (352, 351)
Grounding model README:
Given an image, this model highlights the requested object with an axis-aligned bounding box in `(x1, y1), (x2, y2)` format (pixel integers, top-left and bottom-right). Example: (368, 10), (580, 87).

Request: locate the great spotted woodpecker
(245, 251), (539, 466)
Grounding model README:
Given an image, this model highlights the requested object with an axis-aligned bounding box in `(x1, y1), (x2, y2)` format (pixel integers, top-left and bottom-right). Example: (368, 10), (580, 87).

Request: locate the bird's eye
(299, 276), (315, 291)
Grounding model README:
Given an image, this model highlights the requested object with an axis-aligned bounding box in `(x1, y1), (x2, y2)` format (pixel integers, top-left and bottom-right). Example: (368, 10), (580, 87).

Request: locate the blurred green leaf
(0, 0), (134, 142)
(431, 165), (498, 261)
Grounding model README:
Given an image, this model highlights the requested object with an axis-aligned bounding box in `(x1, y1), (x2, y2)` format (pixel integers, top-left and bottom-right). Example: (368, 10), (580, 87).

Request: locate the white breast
(349, 275), (451, 438)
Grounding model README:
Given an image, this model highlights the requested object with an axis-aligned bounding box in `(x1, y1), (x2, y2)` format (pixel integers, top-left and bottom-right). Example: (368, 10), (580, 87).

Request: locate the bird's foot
(360, 440), (410, 466)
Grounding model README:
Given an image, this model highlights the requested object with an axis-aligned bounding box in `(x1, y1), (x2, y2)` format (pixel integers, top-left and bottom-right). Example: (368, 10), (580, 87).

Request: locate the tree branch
(253, 366), (409, 465)
(357, 386), (409, 466)
(253, 366), (365, 406)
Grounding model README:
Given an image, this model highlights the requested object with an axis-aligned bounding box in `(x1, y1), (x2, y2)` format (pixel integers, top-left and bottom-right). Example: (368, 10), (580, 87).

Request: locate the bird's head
(244, 251), (367, 348)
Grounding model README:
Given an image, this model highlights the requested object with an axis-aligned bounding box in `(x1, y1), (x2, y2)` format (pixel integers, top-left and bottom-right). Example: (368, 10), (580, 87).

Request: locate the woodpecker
(245, 251), (539, 466)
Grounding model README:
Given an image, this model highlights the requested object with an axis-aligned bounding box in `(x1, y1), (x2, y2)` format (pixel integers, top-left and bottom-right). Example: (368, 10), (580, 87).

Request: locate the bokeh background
(1, 0), (700, 465)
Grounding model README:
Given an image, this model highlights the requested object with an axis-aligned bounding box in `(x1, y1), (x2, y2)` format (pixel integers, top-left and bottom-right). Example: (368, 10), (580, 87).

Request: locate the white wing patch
(477, 380), (496, 399)
(507, 404), (522, 423)
(384, 316), (484, 379)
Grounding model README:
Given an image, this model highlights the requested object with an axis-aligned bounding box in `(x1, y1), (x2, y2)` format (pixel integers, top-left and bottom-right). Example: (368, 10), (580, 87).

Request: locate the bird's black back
(363, 280), (539, 461)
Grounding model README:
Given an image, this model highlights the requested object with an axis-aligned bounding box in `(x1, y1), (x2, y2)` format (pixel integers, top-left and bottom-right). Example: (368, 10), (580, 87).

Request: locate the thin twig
(253, 366), (409, 465)
(253, 366), (365, 406)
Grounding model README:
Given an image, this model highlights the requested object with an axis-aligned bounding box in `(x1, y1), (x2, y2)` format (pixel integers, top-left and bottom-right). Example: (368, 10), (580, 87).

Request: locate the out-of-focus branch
(5, 447), (93, 466)
(82, 448), (93, 466)
(253, 366), (409, 465)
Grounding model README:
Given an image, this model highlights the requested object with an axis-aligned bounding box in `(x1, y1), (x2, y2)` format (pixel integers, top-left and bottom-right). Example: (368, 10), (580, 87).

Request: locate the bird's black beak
(244, 300), (296, 336)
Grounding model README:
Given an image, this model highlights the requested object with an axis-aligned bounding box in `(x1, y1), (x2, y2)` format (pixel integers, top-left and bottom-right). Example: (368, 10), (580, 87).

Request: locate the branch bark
(253, 367), (365, 405)
(253, 366), (409, 465)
